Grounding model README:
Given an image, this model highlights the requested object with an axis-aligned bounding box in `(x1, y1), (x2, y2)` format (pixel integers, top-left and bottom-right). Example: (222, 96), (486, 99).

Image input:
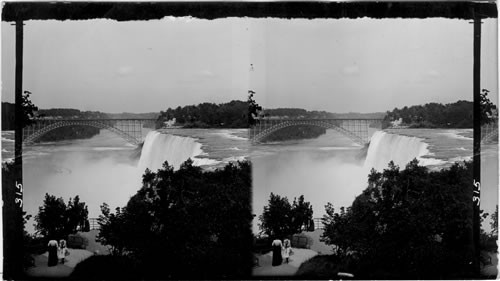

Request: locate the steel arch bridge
(250, 118), (383, 145)
(22, 119), (157, 145)
(481, 121), (499, 144)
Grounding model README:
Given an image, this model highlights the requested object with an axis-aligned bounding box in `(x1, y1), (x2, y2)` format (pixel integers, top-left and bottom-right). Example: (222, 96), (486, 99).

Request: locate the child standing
(283, 239), (291, 264)
(58, 239), (69, 264)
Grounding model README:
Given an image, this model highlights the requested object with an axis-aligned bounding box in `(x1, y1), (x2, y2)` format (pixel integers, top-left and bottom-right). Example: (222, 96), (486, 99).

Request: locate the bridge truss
(22, 119), (157, 145)
(481, 121), (499, 144)
(250, 118), (383, 145)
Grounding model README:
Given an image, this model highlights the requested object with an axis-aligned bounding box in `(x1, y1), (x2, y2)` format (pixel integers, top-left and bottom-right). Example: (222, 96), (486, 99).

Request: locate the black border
(1, 2), (498, 22)
(2, 1), (496, 279)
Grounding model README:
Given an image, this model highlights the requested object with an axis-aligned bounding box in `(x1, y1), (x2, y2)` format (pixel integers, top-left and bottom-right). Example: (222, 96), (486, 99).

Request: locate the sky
(1, 17), (497, 113)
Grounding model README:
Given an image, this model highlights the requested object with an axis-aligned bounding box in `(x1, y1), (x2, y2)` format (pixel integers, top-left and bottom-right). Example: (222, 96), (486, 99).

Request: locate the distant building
(391, 118), (403, 128)
(163, 118), (176, 127)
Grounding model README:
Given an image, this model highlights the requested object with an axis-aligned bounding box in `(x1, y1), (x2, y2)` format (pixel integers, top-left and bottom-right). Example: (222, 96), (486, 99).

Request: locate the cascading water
(138, 131), (205, 172)
(364, 131), (431, 171)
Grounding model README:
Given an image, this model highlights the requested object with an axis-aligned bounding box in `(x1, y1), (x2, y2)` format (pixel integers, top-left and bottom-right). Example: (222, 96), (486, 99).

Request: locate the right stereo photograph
(249, 7), (498, 280)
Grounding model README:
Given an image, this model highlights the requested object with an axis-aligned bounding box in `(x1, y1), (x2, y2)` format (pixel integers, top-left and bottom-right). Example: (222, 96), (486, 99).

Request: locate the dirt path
(253, 248), (318, 276)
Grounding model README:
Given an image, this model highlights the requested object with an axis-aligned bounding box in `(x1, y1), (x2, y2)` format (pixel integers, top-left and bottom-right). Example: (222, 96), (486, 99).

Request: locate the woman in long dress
(47, 240), (59, 267)
(271, 239), (283, 266)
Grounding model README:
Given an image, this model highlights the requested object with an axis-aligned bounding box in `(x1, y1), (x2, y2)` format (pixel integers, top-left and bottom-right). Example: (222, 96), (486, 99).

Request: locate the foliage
(35, 108), (109, 142)
(96, 203), (127, 256)
(70, 255), (140, 280)
(259, 193), (313, 239)
(248, 90), (262, 126)
(480, 89), (498, 125)
(37, 108), (108, 119)
(65, 196), (90, 233)
(260, 125), (326, 142)
(20, 90), (38, 127)
(479, 205), (498, 253)
(261, 108), (385, 119)
(2, 102), (16, 130)
(34, 193), (89, 240)
(321, 159), (476, 279)
(295, 255), (341, 279)
(157, 100), (248, 129)
(383, 100), (473, 128)
(490, 205), (498, 236)
(96, 160), (253, 278)
(37, 126), (100, 142)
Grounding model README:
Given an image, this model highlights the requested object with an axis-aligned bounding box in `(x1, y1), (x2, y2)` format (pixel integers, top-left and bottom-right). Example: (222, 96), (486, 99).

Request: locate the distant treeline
(260, 126), (326, 142)
(383, 101), (473, 128)
(107, 112), (159, 128)
(2, 102), (15, 130)
(35, 109), (109, 142)
(261, 108), (386, 119)
(106, 112), (159, 119)
(37, 108), (109, 119)
(157, 100), (247, 128)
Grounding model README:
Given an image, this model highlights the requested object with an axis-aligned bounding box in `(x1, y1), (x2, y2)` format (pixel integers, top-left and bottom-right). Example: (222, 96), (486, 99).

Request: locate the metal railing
(313, 218), (324, 230)
(88, 218), (100, 230)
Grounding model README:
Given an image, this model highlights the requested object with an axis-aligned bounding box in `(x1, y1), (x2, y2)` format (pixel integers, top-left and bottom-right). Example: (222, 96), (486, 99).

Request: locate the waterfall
(138, 131), (205, 172)
(364, 131), (431, 171)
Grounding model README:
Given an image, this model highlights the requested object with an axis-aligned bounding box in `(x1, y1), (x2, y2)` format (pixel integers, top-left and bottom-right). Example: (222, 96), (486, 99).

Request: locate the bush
(253, 236), (272, 254)
(96, 160), (253, 279)
(295, 255), (340, 279)
(67, 234), (89, 249)
(70, 255), (140, 280)
(320, 159), (476, 279)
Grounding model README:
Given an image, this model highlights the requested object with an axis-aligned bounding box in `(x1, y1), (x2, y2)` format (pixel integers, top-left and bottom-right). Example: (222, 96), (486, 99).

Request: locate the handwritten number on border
(473, 180), (480, 206)
(15, 181), (23, 208)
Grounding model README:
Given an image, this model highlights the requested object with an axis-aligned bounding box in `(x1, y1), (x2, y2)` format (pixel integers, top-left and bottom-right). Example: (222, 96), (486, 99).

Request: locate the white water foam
(138, 131), (217, 172)
(213, 130), (248, 141)
(439, 130), (473, 140)
(364, 131), (441, 170)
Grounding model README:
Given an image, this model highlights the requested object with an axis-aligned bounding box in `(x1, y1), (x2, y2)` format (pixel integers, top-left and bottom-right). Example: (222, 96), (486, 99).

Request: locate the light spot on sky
(117, 66), (134, 77)
(341, 64), (360, 76)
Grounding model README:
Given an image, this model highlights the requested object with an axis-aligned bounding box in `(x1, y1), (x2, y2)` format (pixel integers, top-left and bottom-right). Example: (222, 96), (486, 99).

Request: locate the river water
(1, 128), (249, 234)
(251, 128), (498, 233)
(1, 127), (497, 234)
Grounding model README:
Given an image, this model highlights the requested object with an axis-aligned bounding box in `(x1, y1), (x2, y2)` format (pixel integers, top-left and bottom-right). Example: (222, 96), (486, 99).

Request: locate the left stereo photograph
(2, 11), (253, 279)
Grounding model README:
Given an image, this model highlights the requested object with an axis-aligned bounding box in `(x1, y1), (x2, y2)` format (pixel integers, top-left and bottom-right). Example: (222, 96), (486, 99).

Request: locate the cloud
(200, 70), (215, 78)
(427, 69), (440, 77)
(341, 64), (360, 76)
(117, 66), (133, 76)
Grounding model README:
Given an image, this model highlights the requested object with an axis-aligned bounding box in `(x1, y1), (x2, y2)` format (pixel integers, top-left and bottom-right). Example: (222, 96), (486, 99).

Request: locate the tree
(35, 194), (67, 239)
(321, 159), (476, 279)
(480, 89), (497, 125)
(290, 195), (314, 233)
(96, 160), (253, 278)
(20, 90), (38, 127)
(259, 193), (293, 238)
(65, 196), (89, 234)
(321, 204), (352, 258)
(259, 193), (313, 238)
(96, 203), (126, 256)
(248, 90), (262, 126)
(490, 205), (498, 237)
(35, 193), (89, 240)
